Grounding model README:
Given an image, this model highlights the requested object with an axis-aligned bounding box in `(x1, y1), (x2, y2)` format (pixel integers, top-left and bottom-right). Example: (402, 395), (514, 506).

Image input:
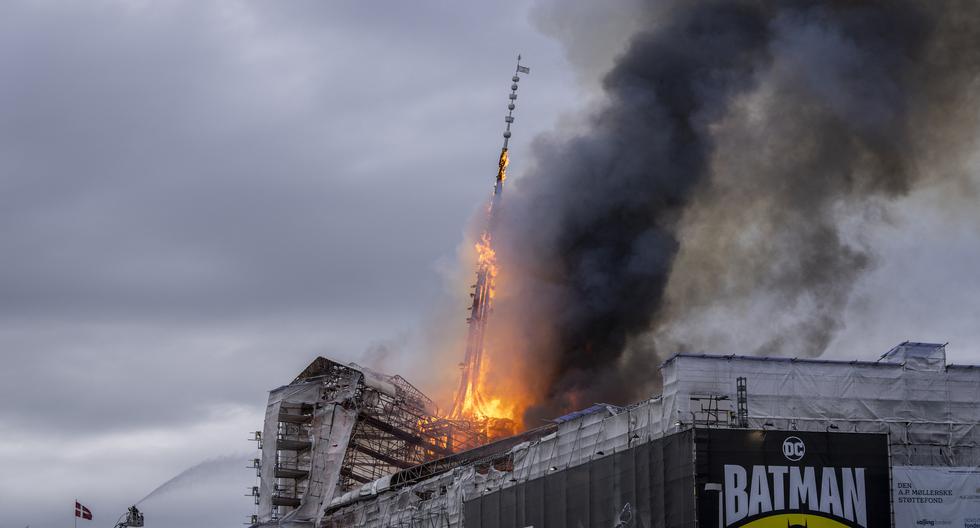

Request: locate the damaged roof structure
(247, 358), (492, 526)
(249, 342), (980, 527)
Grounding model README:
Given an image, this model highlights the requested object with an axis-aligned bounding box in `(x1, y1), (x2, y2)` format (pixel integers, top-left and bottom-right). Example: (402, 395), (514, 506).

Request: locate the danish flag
(74, 501), (93, 520)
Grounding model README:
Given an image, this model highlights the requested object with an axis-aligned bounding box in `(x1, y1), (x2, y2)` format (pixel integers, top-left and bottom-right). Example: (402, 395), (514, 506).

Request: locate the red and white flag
(74, 501), (93, 520)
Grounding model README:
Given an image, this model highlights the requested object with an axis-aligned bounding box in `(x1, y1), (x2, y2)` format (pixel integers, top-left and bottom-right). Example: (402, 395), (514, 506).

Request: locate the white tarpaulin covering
(661, 344), (980, 466)
(314, 344), (980, 527)
(279, 404), (357, 524)
(893, 466), (980, 527)
(258, 381), (322, 522)
(255, 369), (360, 527)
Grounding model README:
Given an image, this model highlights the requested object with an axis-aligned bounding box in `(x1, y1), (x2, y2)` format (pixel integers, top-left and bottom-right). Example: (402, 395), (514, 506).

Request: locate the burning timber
(247, 357), (493, 525)
(449, 56), (530, 435)
(249, 342), (980, 527)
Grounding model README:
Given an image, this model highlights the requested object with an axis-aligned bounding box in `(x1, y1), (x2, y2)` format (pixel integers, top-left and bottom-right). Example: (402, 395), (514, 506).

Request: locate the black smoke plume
(491, 0), (980, 423)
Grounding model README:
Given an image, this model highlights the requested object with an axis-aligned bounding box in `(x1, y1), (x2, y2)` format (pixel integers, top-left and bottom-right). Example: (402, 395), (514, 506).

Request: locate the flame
(478, 397), (516, 423)
(445, 147), (532, 441)
(497, 150), (509, 183)
(452, 347), (524, 440)
(456, 232), (507, 423)
(474, 233), (498, 297)
(456, 349), (519, 422)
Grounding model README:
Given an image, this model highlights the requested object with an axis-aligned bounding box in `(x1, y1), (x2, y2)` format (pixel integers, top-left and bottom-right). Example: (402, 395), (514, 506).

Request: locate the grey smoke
(494, 0), (980, 422)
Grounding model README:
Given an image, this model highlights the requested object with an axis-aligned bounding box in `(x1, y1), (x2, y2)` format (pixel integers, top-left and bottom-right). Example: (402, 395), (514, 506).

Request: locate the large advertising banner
(696, 429), (891, 528)
(893, 466), (980, 528)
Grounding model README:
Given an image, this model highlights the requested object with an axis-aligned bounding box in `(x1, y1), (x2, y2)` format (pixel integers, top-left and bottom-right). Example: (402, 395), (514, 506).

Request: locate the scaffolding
(251, 357), (489, 526)
(320, 343), (980, 527)
(735, 376), (748, 428)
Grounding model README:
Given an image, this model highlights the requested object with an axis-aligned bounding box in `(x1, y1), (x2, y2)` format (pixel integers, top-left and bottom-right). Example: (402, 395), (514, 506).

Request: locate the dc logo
(782, 437), (805, 461)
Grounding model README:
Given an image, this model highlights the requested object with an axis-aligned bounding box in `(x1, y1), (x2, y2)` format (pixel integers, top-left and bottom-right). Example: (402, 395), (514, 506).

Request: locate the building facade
(251, 343), (980, 527)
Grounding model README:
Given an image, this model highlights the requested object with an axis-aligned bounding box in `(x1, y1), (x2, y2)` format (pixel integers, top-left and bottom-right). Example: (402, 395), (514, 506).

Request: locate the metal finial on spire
(503, 55), (529, 150)
(516, 54), (530, 75)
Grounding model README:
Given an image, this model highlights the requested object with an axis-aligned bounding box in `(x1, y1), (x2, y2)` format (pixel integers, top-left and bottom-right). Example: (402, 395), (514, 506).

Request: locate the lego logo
(782, 436), (805, 461)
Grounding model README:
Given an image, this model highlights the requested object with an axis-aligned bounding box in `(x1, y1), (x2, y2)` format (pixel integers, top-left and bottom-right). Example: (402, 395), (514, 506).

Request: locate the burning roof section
(249, 357), (492, 527)
(319, 343), (980, 526)
(250, 342), (980, 527)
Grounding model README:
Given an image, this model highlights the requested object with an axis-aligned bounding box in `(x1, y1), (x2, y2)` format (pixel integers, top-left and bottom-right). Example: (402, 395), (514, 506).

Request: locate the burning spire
(449, 56), (529, 424)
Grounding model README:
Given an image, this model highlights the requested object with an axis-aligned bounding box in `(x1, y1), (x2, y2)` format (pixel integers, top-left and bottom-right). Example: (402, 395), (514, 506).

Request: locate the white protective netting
(660, 344), (980, 465)
(322, 344), (980, 526)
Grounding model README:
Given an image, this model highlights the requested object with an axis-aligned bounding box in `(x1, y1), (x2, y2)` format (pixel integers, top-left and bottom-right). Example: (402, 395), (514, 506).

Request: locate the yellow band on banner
(739, 513), (853, 528)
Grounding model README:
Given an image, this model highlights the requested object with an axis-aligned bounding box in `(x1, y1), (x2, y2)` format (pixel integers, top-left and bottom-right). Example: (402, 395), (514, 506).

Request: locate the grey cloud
(0, 1), (570, 323)
(0, 1), (577, 526)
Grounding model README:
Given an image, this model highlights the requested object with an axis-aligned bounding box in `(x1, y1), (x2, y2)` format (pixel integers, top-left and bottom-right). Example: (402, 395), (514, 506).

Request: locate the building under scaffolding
(249, 342), (980, 527)
(248, 357), (490, 526)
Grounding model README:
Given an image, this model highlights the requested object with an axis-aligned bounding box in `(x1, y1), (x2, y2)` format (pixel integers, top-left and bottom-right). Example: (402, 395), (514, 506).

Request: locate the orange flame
(474, 233), (498, 297)
(455, 349), (521, 422)
(445, 147), (534, 440)
(497, 150), (509, 183)
(451, 231), (531, 435)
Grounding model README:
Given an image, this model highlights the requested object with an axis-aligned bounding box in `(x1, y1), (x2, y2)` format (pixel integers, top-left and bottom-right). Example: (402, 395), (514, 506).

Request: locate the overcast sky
(2, 1), (980, 527)
(0, 2), (580, 526)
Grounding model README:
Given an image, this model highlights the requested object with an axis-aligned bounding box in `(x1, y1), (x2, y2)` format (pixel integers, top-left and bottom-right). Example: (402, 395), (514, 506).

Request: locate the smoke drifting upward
(489, 0), (980, 423)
